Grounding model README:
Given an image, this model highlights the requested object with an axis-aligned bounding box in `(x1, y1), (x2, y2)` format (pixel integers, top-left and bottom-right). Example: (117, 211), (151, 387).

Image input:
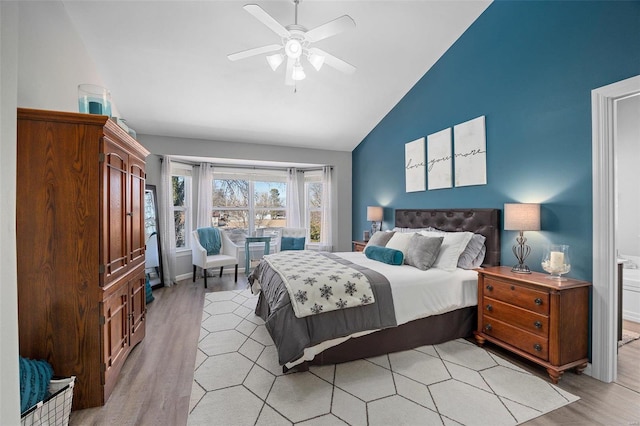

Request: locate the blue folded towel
(364, 245), (404, 265)
(19, 356), (53, 413)
(197, 227), (221, 255)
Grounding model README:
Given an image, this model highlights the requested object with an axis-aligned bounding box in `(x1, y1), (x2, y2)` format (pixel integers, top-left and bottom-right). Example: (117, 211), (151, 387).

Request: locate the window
(171, 162), (192, 250)
(211, 168), (287, 244)
(305, 171), (323, 244)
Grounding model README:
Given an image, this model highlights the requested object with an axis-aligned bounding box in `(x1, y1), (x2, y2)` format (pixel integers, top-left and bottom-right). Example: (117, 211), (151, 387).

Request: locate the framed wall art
(405, 137), (426, 192)
(427, 128), (452, 190)
(454, 115), (487, 187)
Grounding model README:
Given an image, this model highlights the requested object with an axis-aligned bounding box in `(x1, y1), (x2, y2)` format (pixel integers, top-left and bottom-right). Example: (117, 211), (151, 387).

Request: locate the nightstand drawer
(483, 277), (549, 315)
(481, 316), (549, 361)
(484, 297), (549, 337)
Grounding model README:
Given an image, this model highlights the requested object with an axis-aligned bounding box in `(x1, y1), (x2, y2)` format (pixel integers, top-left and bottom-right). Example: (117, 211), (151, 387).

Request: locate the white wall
(3, 2), (108, 421)
(1, 2), (21, 423)
(138, 134), (353, 278)
(17, 1), (109, 114)
(616, 94), (640, 257)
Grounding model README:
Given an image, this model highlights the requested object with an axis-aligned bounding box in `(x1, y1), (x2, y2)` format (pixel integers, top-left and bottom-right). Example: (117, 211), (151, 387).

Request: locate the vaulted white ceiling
(62, 1), (491, 152)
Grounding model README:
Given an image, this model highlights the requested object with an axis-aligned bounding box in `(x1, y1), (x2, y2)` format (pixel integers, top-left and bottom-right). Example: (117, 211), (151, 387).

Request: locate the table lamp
(367, 206), (383, 236)
(504, 203), (540, 273)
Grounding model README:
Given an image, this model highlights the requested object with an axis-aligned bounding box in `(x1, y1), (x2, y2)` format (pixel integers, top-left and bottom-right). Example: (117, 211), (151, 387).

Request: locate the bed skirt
(307, 306), (477, 366)
(255, 291), (477, 371)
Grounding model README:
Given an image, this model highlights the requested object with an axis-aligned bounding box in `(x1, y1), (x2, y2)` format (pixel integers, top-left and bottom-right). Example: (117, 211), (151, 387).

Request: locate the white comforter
(336, 252), (479, 325)
(285, 252), (479, 368)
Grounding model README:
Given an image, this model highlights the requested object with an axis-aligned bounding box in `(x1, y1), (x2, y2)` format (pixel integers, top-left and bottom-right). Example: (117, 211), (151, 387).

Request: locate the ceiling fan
(227, 0), (356, 86)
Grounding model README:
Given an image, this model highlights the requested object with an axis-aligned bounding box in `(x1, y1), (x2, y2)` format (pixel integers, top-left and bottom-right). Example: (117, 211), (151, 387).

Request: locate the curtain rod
(162, 156), (333, 172)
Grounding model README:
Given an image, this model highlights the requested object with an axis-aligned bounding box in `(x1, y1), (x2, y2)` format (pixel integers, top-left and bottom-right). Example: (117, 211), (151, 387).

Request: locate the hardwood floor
(70, 274), (640, 425)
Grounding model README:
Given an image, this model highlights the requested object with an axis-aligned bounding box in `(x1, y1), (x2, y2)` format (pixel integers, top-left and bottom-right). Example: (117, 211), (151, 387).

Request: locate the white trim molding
(591, 74), (640, 382)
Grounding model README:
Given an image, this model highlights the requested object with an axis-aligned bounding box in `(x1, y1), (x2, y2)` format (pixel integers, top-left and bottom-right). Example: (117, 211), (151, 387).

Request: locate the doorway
(592, 75), (640, 383)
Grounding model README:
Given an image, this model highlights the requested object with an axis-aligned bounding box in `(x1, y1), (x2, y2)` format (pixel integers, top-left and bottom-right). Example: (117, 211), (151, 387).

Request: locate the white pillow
(419, 230), (473, 271)
(385, 232), (415, 261)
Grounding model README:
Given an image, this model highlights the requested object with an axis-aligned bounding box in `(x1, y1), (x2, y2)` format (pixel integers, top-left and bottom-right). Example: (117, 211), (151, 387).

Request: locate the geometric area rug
(188, 290), (579, 426)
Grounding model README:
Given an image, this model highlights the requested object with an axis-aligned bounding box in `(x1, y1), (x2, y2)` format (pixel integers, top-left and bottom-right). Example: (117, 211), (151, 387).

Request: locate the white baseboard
(176, 272), (192, 282)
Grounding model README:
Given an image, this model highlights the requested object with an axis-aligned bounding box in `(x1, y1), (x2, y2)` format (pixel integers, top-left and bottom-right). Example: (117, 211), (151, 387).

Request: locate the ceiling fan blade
(227, 44), (282, 61)
(308, 47), (356, 74)
(243, 4), (290, 39)
(305, 15), (355, 43)
(285, 56), (295, 86)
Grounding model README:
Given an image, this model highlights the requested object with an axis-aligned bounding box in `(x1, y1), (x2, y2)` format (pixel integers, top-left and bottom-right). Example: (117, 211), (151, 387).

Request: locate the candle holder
(541, 244), (571, 280)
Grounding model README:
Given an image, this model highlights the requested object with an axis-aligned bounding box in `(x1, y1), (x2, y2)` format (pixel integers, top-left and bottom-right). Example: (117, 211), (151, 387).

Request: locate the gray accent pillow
(458, 233), (487, 269)
(365, 231), (395, 249)
(405, 234), (444, 270)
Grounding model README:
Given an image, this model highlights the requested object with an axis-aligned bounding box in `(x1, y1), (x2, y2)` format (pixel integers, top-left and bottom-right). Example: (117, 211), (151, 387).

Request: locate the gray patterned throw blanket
(249, 252), (397, 366)
(262, 250), (375, 318)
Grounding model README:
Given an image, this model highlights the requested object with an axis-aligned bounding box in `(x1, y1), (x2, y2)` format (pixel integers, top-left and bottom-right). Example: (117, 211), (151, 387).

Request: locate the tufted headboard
(395, 208), (501, 267)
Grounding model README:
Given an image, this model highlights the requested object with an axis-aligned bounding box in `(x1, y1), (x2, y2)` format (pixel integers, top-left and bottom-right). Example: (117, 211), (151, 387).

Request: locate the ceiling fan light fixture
(308, 52), (325, 71)
(266, 53), (284, 71)
(292, 63), (306, 81)
(284, 39), (302, 59)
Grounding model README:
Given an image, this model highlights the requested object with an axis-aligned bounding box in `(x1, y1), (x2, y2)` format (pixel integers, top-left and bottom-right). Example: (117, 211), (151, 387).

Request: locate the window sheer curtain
(286, 167), (302, 228)
(319, 166), (333, 252)
(196, 163), (214, 229)
(159, 156), (177, 286)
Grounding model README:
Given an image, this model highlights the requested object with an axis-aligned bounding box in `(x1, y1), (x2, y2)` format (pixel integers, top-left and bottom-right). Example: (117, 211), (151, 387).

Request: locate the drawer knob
(486, 285), (493, 291)
(510, 285), (515, 290)
(485, 324), (492, 332)
(534, 298), (543, 306)
(486, 304), (493, 312)
(534, 343), (542, 352)
(534, 321), (542, 329)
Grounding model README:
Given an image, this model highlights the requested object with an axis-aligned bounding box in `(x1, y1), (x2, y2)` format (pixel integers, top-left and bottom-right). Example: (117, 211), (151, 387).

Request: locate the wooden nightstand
(474, 266), (591, 384)
(352, 241), (367, 252)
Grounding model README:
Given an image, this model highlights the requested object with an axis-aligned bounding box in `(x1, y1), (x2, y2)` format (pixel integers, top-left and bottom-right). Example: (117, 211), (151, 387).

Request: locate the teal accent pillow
(364, 245), (404, 265)
(281, 237), (305, 251)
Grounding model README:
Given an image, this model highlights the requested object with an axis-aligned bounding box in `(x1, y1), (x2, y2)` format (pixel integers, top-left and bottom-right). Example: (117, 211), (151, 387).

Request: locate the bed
(250, 208), (501, 371)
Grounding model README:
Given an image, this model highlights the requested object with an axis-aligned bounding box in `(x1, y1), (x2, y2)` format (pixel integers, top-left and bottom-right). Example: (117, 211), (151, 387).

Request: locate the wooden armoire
(16, 108), (150, 410)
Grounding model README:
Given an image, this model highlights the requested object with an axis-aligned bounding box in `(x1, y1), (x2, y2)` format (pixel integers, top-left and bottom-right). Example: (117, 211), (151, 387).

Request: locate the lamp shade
(504, 203), (540, 231)
(367, 206), (383, 222)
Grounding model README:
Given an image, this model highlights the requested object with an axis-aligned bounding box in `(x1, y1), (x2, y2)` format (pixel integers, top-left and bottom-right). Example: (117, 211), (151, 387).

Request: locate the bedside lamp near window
(367, 206), (383, 236)
(504, 203), (540, 274)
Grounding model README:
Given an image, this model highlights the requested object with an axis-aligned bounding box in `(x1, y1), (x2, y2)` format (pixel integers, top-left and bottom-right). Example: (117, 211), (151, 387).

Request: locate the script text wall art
(405, 137), (426, 192)
(454, 115), (487, 187)
(427, 128), (452, 190)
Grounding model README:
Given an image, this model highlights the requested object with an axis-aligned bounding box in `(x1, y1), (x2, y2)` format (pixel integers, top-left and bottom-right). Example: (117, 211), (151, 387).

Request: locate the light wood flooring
(70, 274), (640, 425)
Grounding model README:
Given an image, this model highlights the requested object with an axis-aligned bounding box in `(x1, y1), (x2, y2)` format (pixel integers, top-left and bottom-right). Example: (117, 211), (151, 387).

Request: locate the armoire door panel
(102, 283), (129, 387)
(129, 158), (146, 266)
(102, 138), (129, 283)
(129, 269), (147, 348)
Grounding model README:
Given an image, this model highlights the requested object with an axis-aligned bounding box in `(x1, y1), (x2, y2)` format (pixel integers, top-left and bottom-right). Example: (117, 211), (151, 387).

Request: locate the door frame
(591, 74), (640, 382)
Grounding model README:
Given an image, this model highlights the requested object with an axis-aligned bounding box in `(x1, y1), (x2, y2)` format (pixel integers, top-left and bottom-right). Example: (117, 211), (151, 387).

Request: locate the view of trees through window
(212, 179), (286, 239)
(172, 176), (187, 247)
(307, 182), (322, 243)
(169, 165), (327, 251)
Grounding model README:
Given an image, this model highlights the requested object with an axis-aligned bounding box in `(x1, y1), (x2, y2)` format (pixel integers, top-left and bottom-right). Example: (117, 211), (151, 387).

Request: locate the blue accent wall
(352, 1), (640, 281)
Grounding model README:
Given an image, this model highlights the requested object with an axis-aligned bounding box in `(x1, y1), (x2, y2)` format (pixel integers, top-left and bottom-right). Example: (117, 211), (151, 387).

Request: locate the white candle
(550, 251), (564, 270)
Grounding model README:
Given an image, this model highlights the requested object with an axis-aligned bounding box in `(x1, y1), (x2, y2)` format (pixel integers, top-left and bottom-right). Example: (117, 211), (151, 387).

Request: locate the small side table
(352, 241), (367, 252)
(244, 236), (271, 274)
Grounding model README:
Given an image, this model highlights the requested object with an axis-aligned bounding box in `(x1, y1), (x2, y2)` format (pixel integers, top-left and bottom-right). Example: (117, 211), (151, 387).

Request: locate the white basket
(21, 376), (75, 426)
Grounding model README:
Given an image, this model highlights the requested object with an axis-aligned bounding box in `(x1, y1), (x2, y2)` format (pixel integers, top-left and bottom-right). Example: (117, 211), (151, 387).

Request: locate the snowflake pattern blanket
(262, 250), (375, 318)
